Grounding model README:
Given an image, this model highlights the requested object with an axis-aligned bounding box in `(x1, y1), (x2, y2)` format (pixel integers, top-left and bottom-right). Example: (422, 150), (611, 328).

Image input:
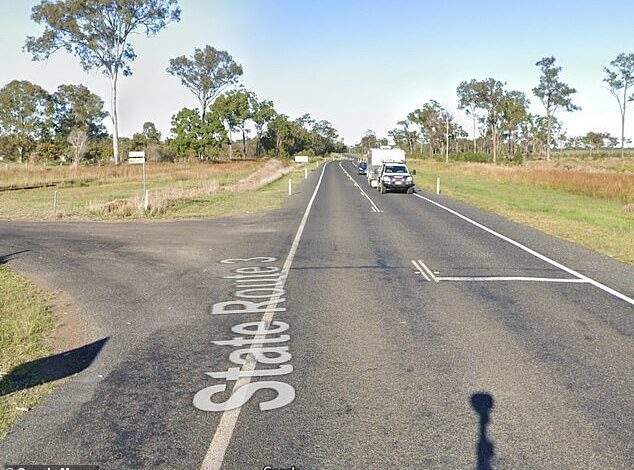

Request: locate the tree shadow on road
(0, 338), (109, 397)
(471, 392), (495, 470)
(0, 250), (30, 265)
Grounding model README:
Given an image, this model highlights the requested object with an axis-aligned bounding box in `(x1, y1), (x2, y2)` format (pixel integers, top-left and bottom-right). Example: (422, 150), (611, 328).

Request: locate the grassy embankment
(0, 158), (320, 219)
(408, 157), (634, 265)
(0, 157), (322, 437)
(0, 265), (55, 438)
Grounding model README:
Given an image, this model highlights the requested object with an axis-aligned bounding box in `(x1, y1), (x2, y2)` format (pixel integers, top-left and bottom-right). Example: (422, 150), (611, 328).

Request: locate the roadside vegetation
(0, 265), (55, 438)
(408, 158), (634, 265)
(0, 158), (321, 220)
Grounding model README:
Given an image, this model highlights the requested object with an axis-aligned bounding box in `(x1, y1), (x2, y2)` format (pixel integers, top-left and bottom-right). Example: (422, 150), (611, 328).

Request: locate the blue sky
(1, 0), (633, 144)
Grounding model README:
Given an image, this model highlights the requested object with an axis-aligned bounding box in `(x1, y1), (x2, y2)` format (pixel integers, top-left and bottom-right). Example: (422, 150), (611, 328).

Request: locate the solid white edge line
(200, 162), (331, 470)
(411, 259), (431, 281)
(413, 193), (634, 306)
(338, 161), (382, 213)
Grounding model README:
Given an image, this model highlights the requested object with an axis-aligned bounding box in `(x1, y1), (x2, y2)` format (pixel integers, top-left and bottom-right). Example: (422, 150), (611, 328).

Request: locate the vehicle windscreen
(385, 165), (407, 173)
(359, 162), (367, 168)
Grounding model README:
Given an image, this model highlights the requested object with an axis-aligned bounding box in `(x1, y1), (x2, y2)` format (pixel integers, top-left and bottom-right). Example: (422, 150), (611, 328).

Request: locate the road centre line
(338, 161), (382, 213)
(413, 193), (634, 306)
(411, 259), (431, 281)
(200, 162), (330, 470)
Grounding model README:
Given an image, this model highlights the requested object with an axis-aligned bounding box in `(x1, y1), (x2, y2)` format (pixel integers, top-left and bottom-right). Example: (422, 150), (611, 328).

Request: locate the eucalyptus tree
(211, 90), (254, 157)
(52, 84), (107, 139)
(456, 79), (482, 152)
(500, 90), (529, 156)
(0, 80), (52, 162)
(603, 53), (634, 158)
(360, 130), (378, 153)
(25, 0), (181, 164)
(170, 108), (226, 160)
(533, 57), (580, 160)
(167, 45), (243, 121)
(252, 98), (276, 156)
(409, 101), (458, 158)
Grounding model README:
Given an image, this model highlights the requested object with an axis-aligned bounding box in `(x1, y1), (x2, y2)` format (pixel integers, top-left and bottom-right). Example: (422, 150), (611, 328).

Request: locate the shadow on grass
(0, 338), (108, 397)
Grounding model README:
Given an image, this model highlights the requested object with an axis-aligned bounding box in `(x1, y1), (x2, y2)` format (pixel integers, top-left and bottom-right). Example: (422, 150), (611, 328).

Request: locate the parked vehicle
(366, 147), (406, 187)
(357, 161), (367, 175)
(377, 162), (416, 194)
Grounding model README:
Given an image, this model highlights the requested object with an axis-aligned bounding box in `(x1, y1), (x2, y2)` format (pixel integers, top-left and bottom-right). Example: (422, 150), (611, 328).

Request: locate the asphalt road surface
(1, 160), (632, 469)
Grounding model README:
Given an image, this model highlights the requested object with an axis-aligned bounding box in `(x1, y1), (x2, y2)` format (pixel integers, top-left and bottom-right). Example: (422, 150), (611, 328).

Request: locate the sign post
(128, 151), (147, 210)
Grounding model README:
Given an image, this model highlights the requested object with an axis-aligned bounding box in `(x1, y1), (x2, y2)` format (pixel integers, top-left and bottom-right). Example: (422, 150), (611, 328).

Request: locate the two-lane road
(1, 160), (632, 469)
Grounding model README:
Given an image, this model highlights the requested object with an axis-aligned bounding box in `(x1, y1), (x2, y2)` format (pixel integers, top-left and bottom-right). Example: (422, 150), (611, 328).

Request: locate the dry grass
(86, 159), (296, 217)
(0, 160), (260, 191)
(0, 160), (267, 219)
(434, 163), (634, 204)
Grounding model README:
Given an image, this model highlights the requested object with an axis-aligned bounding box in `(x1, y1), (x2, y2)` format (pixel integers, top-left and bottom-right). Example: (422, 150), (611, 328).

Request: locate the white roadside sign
(128, 151), (146, 164)
(294, 155), (309, 163)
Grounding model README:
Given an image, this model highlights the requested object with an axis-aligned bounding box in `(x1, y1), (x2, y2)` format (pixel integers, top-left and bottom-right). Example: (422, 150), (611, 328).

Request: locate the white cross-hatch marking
(200, 162), (330, 470)
(435, 276), (589, 283)
(411, 258), (590, 284)
(411, 259), (431, 281)
(412, 192), (634, 306)
(338, 161), (382, 213)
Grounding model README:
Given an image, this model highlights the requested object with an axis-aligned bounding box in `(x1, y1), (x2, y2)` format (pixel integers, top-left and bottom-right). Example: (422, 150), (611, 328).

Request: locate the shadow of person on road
(0, 250), (30, 265)
(471, 392), (495, 470)
(0, 338), (109, 397)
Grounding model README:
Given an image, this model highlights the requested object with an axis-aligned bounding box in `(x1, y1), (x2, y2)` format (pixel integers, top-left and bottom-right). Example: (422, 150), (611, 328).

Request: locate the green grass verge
(409, 161), (634, 265)
(0, 265), (55, 438)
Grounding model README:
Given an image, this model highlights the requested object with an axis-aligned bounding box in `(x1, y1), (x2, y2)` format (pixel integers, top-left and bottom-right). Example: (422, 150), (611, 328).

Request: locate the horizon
(1, 0), (633, 146)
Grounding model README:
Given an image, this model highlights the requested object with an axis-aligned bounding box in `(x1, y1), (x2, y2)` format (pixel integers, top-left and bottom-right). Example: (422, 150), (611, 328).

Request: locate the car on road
(378, 162), (415, 194)
(357, 161), (367, 175)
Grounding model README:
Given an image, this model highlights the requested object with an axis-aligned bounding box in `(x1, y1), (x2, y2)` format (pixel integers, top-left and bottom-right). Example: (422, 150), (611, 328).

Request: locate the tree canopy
(25, 0), (181, 164)
(167, 45), (243, 120)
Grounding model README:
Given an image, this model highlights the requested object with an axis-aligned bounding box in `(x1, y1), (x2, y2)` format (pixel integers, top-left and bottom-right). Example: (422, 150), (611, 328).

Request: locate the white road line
(338, 162), (382, 213)
(435, 276), (590, 283)
(413, 193), (634, 306)
(411, 259), (431, 281)
(200, 162), (330, 470)
(417, 259), (439, 283)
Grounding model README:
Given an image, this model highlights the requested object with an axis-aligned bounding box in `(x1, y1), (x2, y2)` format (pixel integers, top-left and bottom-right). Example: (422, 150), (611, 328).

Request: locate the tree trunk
(472, 115), (477, 153)
(491, 125), (497, 163)
(241, 128), (247, 158)
(621, 86), (627, 159)
(110, 74), (120, 165)
(546, 113), (552, 161)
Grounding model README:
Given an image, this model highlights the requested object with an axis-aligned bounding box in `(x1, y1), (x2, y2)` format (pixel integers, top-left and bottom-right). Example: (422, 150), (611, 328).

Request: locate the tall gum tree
(533, 56), (579, 161)
(167, 46), (243, 121)
(25, 0), (181, 164)
(603, 53), (634, 158)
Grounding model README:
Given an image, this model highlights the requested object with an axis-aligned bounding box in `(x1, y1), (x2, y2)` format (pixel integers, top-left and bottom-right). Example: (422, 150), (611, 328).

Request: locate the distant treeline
(0, 0), (345, 166)
(353, 54), (634, 162)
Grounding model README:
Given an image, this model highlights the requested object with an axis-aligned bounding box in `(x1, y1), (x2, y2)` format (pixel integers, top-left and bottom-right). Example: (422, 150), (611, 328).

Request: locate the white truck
(366, 147), (406, 188)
